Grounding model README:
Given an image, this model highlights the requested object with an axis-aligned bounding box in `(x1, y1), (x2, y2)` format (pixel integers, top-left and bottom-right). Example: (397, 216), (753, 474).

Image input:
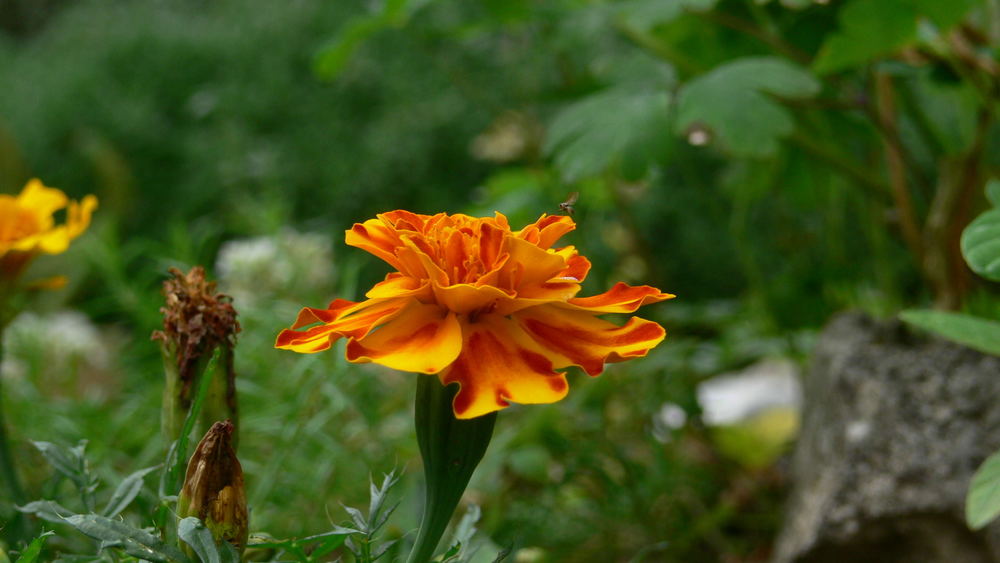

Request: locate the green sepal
(405, 376), (496, 563)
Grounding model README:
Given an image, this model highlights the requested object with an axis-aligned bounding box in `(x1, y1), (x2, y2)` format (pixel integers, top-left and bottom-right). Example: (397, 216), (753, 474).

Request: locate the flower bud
(177, 420), (248, 555)
(152, 267), (240, 448)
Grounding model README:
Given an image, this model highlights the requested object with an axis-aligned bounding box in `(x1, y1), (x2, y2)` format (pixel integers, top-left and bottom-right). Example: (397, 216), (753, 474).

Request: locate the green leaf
(545, 87), (671, 181)
(616, 0), (717, 32)
(313, 16), (386, 80)
(962, 207), (1000, 282)
(908, 70), (980, 155)
(341, 504), (369, 534)
(32, 441), (87, 490)
(676, 57), (819, 157)
(968, 448), (1000, 529)
(900, 310), (1000, 356)
(246, 527), (360, 550)
(14, 531), (54, 563)
(178, 517), (233, 563)
(103, 465), (160, 518)
(368, 471), (401, 535)
(987, 179), (1000, 206)
(16, 500), (74, 524)
(64, 514), (187, 563)
(813, 0), (979, 74)
(813, 0), (918, 74)
(914, 0), (979, 29)
(313, 0), (433, 80)
(161, 349), (221, 498)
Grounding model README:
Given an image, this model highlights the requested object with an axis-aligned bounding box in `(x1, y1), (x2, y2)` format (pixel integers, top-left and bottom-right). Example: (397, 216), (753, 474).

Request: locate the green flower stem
(406, 376), (496, 563)
(0, 325), (25, 505)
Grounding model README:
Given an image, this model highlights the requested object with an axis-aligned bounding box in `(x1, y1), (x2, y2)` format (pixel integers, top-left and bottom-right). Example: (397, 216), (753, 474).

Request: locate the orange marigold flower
(0, 179), (97, 281)
(276, 211), (673, 419)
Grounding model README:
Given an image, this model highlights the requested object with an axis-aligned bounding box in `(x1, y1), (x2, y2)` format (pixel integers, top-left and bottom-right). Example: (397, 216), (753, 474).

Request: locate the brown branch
(873, 71), (925, 269)
(923, 109), (992, 309)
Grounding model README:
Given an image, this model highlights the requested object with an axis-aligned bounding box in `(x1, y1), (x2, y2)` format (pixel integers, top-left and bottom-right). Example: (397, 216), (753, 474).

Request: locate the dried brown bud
(154, 267), (240, 447)
(152, 266), (240, 401)
(178, 420), (248, 554)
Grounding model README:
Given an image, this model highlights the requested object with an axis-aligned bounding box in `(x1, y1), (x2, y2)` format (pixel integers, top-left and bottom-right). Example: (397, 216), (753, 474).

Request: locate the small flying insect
(558, 192), (579, 216)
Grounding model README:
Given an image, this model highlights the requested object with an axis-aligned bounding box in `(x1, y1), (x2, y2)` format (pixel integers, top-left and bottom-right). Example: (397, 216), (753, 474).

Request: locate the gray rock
(773, 312), (1000, 563)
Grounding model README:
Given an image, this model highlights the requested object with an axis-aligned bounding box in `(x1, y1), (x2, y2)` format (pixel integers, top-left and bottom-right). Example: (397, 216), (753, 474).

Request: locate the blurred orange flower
(276, 211), (673, 418)
(0, 179), (97, 281)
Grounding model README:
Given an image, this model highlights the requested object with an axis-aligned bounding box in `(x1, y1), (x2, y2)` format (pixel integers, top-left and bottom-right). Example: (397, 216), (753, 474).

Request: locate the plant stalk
(406, 376), (496, 563)
(0, 323), (25, 506)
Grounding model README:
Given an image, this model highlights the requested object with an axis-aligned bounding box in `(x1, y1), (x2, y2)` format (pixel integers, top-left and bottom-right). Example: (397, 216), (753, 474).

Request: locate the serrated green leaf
(178, 517), (223, 563)
(900, 310), (1000, 356)
(615, 0), (717, 31)
(64, 514), (186, 563)
(372, 537), (399, 561)
(32, 442), (85, 488)
(676, 57), (819, 157)
(813, 0), (979, 74)
(813, 0), (918, 74)
(368, 471), (400, 532)
(16, 500), (74, 524)
(545, 88), (671, 181)
(962, 207), (1000, 282)
(246, 527), (360, 550)
(14, 531), (54, 563)
(341, 504), (368, 534)
(103, 465), (160, 518)
(968, 448), (1000, 528)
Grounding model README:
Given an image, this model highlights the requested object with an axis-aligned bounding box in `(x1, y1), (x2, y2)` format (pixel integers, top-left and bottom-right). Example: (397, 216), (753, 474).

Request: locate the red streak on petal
(519, 347), (554, 376)
(521, 318), (604, 375)
(613, 321), (663, 345)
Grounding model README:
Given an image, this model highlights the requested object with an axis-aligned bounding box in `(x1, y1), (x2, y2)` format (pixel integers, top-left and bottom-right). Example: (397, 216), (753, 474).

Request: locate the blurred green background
(1, 0), (998, 561)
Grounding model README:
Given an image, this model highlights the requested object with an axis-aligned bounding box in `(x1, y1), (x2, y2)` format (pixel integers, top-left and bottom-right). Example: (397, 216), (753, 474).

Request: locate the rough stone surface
(773, 312), (1000, 563)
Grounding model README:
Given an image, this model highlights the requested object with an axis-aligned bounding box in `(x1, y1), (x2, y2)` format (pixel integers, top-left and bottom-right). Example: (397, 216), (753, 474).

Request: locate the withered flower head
(178, 420), (248, 554)
(153, 266), (240, 407)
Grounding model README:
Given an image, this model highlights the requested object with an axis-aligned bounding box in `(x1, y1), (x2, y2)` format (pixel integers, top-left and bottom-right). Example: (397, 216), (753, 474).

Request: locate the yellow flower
(0, 179), (97, 281)
(276, 211), (673, 419)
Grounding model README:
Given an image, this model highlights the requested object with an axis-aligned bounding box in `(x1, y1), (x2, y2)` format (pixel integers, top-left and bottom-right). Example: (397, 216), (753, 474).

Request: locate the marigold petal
(563, 282), (675, 313)
(17, 179), (67, 222)
(346, 302), (461, 373)
(431, 282), (513, 315)
(379, 210), (430, 233)
(399, 235), (450, 285)
(554, 252), (590, 283)
(517, 214), (575, 249)
(33, 229), (73, 254)
(365, 274), (432, 300)
(345, 219), (405, 270)
(441, 316), (568, 419)
(276, 298), (410, 353)
(515, 306), (666, 375)
(275, 326), (341, 353)
(498, 236), (568, 289)
(66, 194), (98, 239)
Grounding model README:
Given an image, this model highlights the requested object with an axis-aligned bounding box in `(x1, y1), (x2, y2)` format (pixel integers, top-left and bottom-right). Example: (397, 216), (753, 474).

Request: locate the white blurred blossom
(652, 402), (688, 443)
(697, 358), (801, 426)
(215, 229), (333, 308)
(3, 310), (114, 400)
